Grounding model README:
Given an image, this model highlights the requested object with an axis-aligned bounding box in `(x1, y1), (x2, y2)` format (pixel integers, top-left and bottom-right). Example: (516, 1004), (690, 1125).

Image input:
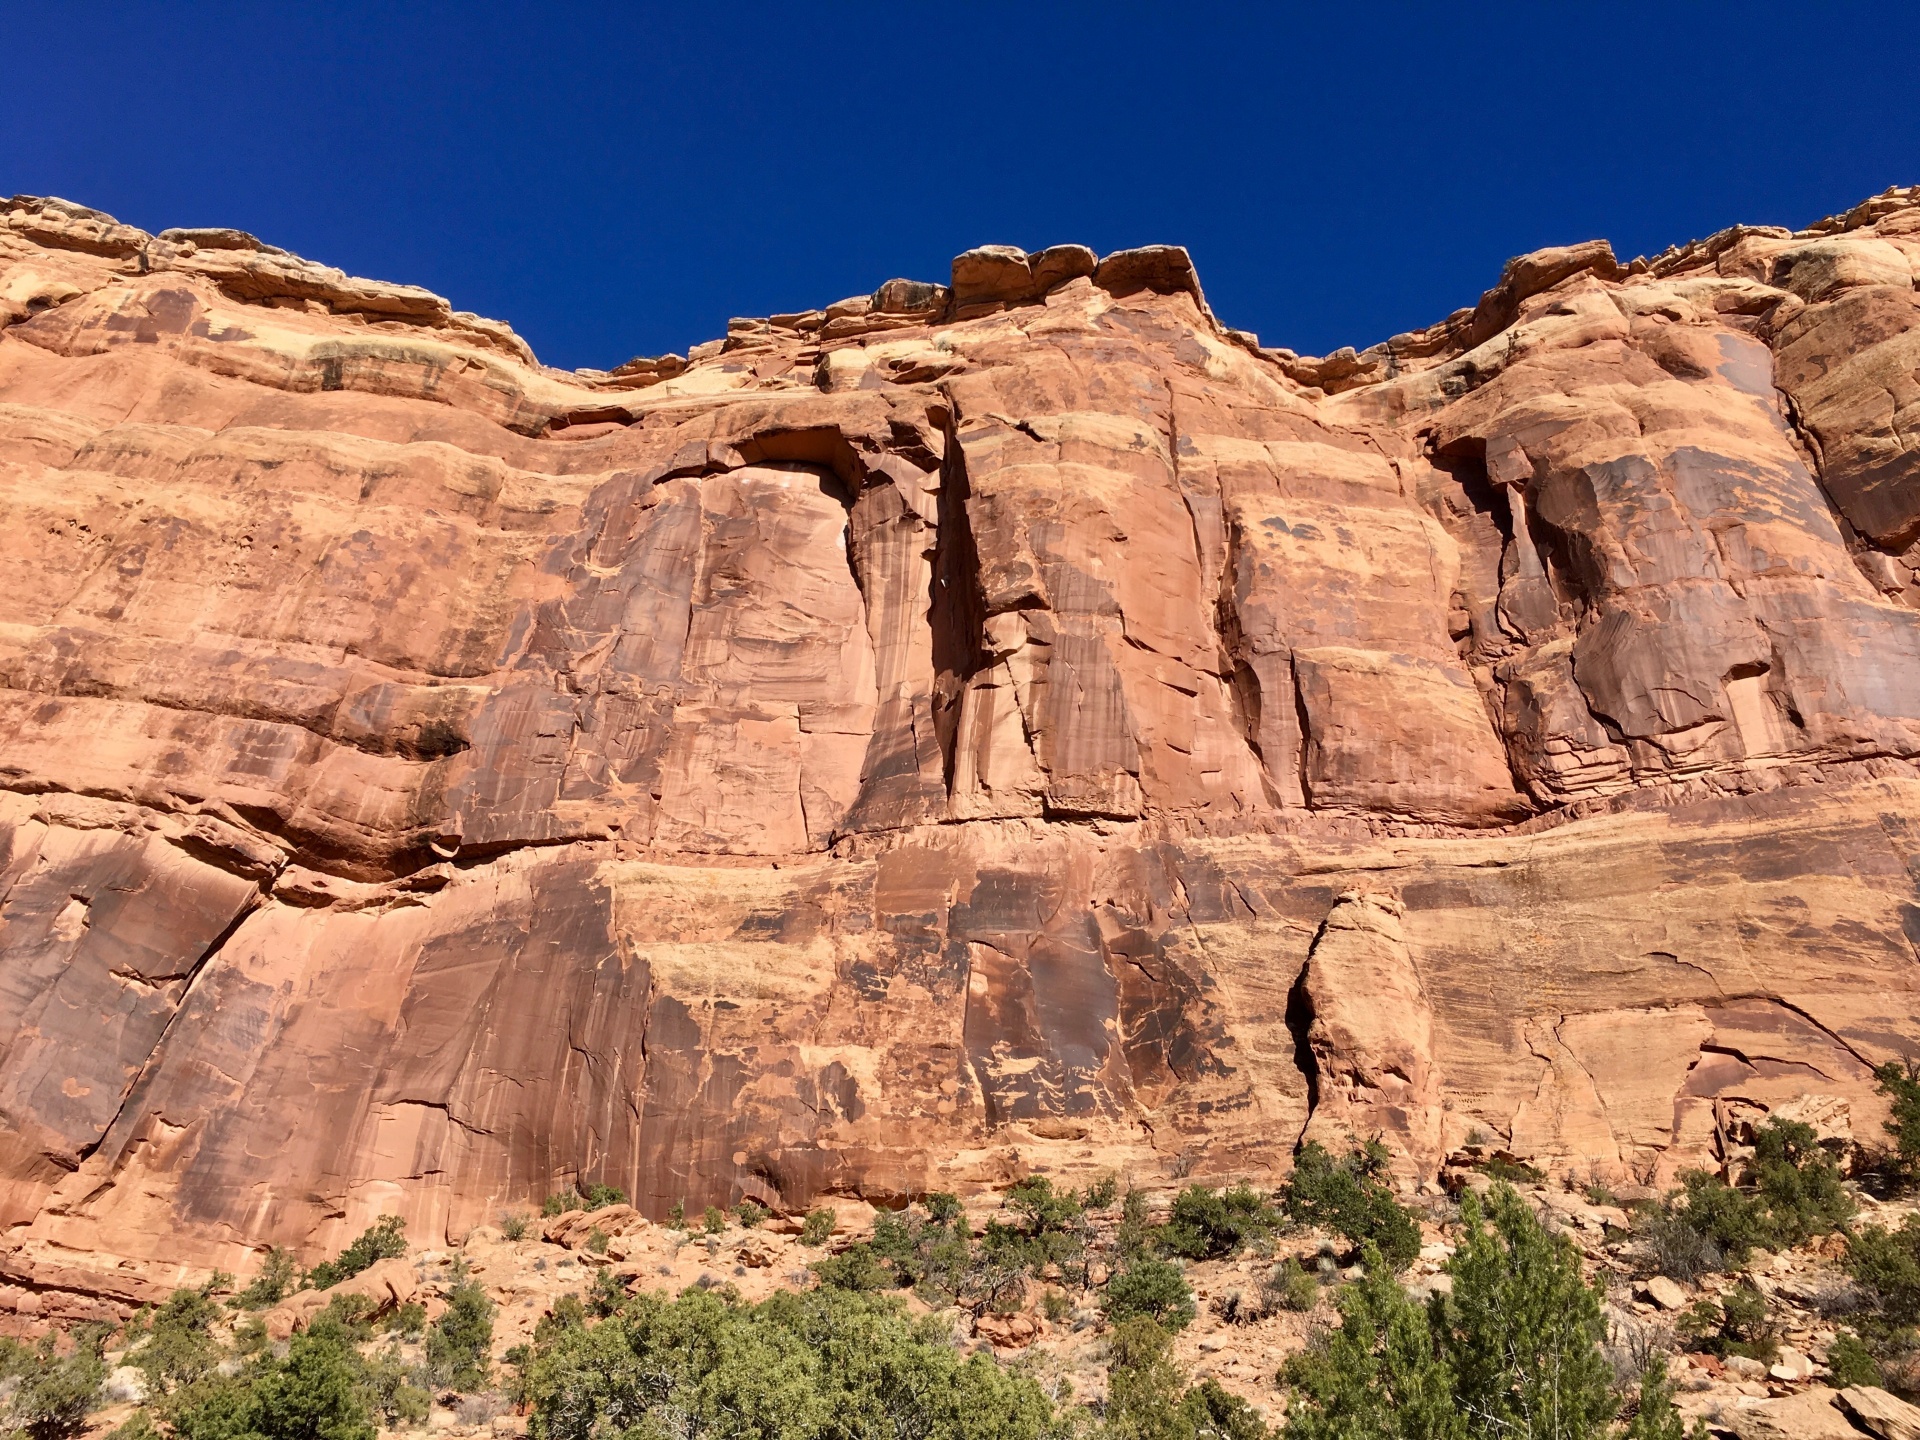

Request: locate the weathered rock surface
(3, 185), (1920, 1314)
(1840, 1385), (1920, 1440)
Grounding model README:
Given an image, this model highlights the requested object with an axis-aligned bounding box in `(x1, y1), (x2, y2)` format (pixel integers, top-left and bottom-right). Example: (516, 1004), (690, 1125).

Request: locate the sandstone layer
(3, 187), (1920, 1318)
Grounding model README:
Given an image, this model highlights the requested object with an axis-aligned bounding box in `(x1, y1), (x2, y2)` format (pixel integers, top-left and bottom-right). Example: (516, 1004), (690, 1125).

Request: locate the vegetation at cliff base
(1281, 1185), (1699, 1440)
(304, 1217), (406, 1292)
(523, 1285), (1068, 1440)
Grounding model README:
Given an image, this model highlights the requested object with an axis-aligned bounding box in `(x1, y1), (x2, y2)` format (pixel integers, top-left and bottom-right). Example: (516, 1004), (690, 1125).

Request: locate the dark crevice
(1291, 657), (1315, 808)
(1521, 495), (1599, 622)
(1284, 952), (1320, 1150)
(928, 401), (989, 792)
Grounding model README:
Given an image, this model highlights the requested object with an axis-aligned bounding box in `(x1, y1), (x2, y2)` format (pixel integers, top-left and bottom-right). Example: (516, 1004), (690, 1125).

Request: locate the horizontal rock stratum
(3, 187), (1920, 1319)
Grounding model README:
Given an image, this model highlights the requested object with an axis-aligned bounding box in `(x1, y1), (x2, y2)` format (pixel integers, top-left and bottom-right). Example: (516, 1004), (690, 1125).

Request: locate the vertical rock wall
(2, 188), (1920, 1311)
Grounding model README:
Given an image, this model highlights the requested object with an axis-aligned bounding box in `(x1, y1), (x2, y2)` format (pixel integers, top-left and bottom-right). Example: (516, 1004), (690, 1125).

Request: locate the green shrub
(0, 1336), (34, 1380)
(424, 1276), (494, 1392)
(1480, 1155), (1545, 1186)
(1438, 1185), (1616, 1438)
(702, 1205), (726, 1234)
(305, 1216), (406, 1290)
(865, 1204), (974, 1305)
(1006, 1176), (1084, 1237)
(384, 1300), (427, 1339)
(1160, 1184), (1281, 1261)
(1280, 1244), (1460, 1440)
(1083, 1175), (1119, 1210)
(1640, 1206), (1725, 1283)
(1041, 1289), (1070, 1323)
(162, 1327), (374, 1440)
(501, 1343), (534, 1409)
(580, 1183), (626, 1212)
(132, 1287), (224, 1397)
(523, 1285), (1067, 1440)
(1283, 1184), (1622, 1440)
(308, 1292), (376, 1345)
(7, 1332), (105, 1440)
(924, 1192), (964, 1224)
(1282, 1142), (1420, 1271)
(666, 1200), (685, 1229)
(1829, 1330), (1885, 1388)
(800, 1207), (836, 1246)
(1746, 1120), (1854, 1244)
(584, 1227), (609, 1255)
(811, 1243), (891, 1293)
(1620, 1354), (1708, 1440)
(1877, 1059), (1920, 1187)
(1677, 1282), (1777, 1362)
(534, 1294), (587, 1346)
(1666, 1170), (1764, 1265)
(1660, 1121), (1853, 1270)
(586, 1268), (628, 1319)
(1263, 1259), (1319, 1313)
(500, 1213), (529, 1242)
(1103, 1257), (1196, 1332)
(958, 1231), (1030, 1316)
(981, 1178), (1088, 1291)
(1105, 1317), (1269, 1440)
(235, 1248), (296, 1310)
(734, 1200), (768, 1229)
(359, 1343), (430, 1428)
(1849, 1215), (1920, 1327)
(542, 1193), (575, 1218)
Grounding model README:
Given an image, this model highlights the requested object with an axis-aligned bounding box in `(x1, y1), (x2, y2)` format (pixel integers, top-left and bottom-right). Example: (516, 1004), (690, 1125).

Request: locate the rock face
(4, 186), (1920, 1314)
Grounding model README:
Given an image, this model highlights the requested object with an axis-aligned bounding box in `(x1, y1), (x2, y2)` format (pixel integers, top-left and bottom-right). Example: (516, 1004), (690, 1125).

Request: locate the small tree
(1876, 1059), (1920, 1187)
(1848, 1214), (1920, 1327)
(7, 1332), (105, 1440)
(1281, 1244), (1462, 1439)
(306, 1216), (405, 1290)
(1436, 1185), (1616, 1440)
(1160, 1185), (1281, 1261)
(1103, 1257), (1196, 1332)
(1104, 1317), (1270, 1439)
(1620, 1354), (1707, 1440)
(133, 1286), (224, 1396)
(235, 1247), (297, 1309)
(426, 1275), (496, 1391)
(1745, 1119), (1853, 1244)
(245, 1328), (376, 1440)
(1284, 1142), (1421, 1271)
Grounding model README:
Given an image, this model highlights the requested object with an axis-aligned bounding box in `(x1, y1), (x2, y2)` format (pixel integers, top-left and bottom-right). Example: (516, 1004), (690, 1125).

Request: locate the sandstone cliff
(3, 187), (1920, 1319)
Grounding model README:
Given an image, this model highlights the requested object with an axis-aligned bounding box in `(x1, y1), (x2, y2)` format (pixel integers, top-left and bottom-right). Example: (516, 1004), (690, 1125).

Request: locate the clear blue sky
(5, 2), (1916, 370)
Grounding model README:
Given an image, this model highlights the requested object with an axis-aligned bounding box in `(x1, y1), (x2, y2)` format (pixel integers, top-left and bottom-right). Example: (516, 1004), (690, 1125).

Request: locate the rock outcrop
(3, 186), (1920, 1315)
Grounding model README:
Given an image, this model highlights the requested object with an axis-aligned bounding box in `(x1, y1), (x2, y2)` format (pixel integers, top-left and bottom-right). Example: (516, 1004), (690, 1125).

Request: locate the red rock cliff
(3, 188), (1920, 1316)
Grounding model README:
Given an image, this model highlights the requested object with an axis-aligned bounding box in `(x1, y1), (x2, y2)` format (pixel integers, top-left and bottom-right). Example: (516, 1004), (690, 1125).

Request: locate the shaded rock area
(3, 186), (1920, 1314)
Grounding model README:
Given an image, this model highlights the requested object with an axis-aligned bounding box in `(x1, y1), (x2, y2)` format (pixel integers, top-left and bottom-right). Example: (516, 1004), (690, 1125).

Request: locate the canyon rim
(2, 185), (1920, 1323)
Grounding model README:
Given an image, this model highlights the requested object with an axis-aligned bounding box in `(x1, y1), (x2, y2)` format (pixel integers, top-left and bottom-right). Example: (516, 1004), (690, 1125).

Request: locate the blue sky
(6, 1), (1916, 370)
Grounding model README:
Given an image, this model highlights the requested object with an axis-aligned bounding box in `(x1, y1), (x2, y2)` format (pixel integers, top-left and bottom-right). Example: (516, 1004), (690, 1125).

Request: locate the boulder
(973, 1312), (1042, 1349)
(261, 1257), (418, 1341)
(1092, 243), (1201, 300)
(1725, 1387), (1862, 1439)
(1641, 1276), (1688, 1311)
(1840, 1386), (1920, 1440)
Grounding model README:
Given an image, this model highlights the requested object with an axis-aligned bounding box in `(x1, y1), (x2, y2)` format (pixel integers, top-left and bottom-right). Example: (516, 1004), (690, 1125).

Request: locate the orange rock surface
(4, 187), (1920, 1316)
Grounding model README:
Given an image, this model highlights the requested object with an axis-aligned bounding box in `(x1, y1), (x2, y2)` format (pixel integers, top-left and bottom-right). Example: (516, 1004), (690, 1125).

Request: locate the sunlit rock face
(4, 186), (1920, 1317)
